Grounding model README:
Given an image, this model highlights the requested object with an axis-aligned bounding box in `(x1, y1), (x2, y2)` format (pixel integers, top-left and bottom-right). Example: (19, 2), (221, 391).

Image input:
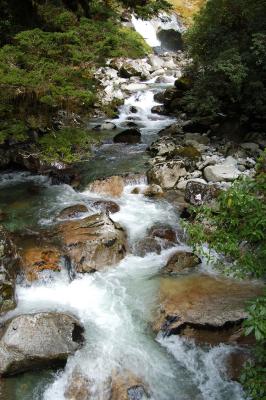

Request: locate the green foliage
(37, 127), (97, 163)
(183, 0), (266, 130)
(185, 174), (266, 279)
(240, 294), (266, 400)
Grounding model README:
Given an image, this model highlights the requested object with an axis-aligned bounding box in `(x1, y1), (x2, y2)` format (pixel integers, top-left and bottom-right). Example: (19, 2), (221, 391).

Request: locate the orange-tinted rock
(87, 176), (124, 197)
(148, 225), (177, 243)
(111, 372), (149, 400)
(162, 251), (200, 274)
(58, 213), (126, 273)
(153, 274), (263, 345)
(21, 247), (61, 281)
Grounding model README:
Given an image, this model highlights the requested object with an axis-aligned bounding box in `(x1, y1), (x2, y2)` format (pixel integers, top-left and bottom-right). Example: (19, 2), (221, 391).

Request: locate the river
(0, 14), (247, 400)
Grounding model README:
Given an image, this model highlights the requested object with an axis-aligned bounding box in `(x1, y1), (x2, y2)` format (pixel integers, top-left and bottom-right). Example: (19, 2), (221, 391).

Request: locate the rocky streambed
(0, 13), (264, 400)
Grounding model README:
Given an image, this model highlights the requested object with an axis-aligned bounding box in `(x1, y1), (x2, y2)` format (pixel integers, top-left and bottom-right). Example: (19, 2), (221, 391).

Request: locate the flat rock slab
(153, 274), (263, 337)
(0, 313), (84, 376)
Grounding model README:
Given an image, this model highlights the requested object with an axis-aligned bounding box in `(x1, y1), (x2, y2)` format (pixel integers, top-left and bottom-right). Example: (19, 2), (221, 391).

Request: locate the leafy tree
(183, 0), (266, 133)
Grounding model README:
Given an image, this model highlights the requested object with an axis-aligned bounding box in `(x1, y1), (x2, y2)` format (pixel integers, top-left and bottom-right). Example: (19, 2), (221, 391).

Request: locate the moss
(37, 127), (99, 164)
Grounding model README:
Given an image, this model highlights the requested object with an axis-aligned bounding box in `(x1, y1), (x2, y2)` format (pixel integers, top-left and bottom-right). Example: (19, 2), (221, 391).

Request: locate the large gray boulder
(0, 313), (84, 376)
(147, 160), (187, 190)
(204, 157), (241, 182)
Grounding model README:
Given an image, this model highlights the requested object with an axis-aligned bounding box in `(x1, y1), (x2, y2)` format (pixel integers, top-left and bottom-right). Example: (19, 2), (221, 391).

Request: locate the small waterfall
(132, 13), (184, 49)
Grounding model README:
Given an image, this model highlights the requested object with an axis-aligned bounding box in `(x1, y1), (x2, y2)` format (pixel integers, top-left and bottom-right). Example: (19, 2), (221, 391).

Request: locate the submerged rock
(21, 246), (61, 281)
(162, 251), (201, 274)
(87, 176), (124, 197)
(111, 372), (150, 400)
(58, 213), (127, 273)
(0, 313), (84, 376)
(0, 226), (21, 314)
(92, 200), (120, 214)
(58, 204), (88, 219)
(143, 184), (164, 198)
(134, 237), (161, 257)
(147, 160), (187, 190)
(113, 129), (141, 145)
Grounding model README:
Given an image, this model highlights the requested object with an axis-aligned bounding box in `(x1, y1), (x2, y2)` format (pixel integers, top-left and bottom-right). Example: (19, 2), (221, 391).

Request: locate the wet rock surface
(87, 176), (124, 197)
(58, 204), (88, 219)
(0, 226), (21, 314)
(21, 246), (61, 281)
(153, 274), (263, 344)
(58, 213), (127, 273)
(162, 251), (201, 274)
(113, 129), (141, 145)
(0, 313), (84, 376)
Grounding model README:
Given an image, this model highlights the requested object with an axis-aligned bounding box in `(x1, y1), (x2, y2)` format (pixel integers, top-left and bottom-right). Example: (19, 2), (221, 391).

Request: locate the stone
(0, 313), (84, 376)
(149, 138), (176, 157)
(92, 200), (120, 214)
(182, 121), (209, 134)
(204, 157), (241, 182)
(58, 213), (127, 273)
(151, 105), (167, 115)
(153, 274), (263, 344)
(0, 226), (21, 314)
(148, 225), (177, 243)
(185, 181), (220, 205)
(21, 246), (61, 281)
(240, 142), (260, 154)
(143, 184), (164, 198)
(162, 251), (201, 274)
(111, 372), (150, 400)
(148, 54), (165, 70)
(58, 204), (88, 219)
(113, 129), (141, 145)
(65, 369), (91, 400)
(184, 132), (210, 145)
(134, 237), (161, 257)
(87, 176), (124, 197)
(147, 160), (187, 190)
(94, 122), (116, 131)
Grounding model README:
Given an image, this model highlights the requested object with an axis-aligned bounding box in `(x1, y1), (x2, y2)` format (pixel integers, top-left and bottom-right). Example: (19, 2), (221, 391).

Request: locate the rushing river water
(0, 15), (247, 400)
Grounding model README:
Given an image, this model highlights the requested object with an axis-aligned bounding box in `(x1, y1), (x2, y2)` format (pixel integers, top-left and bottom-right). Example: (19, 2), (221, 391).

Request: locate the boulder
(92, 200), (120, 214)
(111, 372), (150, 400)
(58, 213), (127, 273)
(148, 225), (177, 243)
(204, 157), (241, 182)
(149, 138), (176, 157)
(0, 226), (21, 314)
(94, 122), (116, 131)
(185, 181), (220, 205)
(134, 237), (161, 257)
(143, 184), (164, 198)
(113, 129), (141, 144)
(87, 176), (124, 197)
(147, 160), (187, 190)
(151, 105), (167, 115)
(65, 369), (92, 400)
(153, 274), (263, 344)
(21, 246), (61, 281)
(58, 204), (88, 219)
(148, 54), (165, 70)
(162, 251), (201, 274)
(0, 313), (84, 376)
